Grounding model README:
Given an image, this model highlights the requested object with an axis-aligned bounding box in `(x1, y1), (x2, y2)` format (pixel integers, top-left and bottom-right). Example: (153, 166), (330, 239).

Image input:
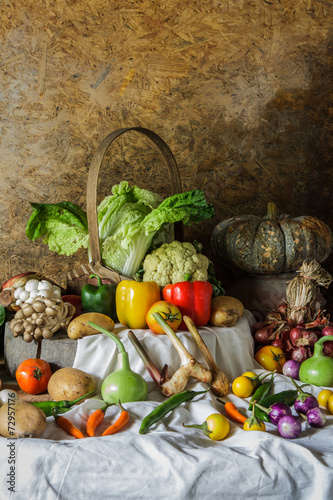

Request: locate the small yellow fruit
(317, 389), (333, 409)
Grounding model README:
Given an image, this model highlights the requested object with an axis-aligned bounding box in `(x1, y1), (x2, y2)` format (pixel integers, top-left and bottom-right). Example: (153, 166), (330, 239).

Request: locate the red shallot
(323, 340), (333, 357)
(254, 322), (276, 345)
(291, 346), (311, 363)
(289, 327), (318, 348)
(322, 325), (333, 337)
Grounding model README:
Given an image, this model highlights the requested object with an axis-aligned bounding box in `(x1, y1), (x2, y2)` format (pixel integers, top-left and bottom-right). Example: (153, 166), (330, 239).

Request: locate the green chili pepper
(81, 274), (117, 321)
(248, 373), (274, 409)
(30, 390), (96, 417)
(249, 390), (298, 422)
(139, 389), (208, 435)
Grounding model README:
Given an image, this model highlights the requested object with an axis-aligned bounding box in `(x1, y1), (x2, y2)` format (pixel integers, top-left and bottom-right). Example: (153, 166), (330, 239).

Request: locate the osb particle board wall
(1, 0), (332, 287)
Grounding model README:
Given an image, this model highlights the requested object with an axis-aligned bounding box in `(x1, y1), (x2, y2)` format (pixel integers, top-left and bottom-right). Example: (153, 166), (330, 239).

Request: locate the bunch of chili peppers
(49, 400), (130, 439)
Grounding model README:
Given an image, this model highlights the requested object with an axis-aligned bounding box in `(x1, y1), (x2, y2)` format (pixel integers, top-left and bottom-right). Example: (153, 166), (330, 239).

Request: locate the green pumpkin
(211, 202), (333, 275)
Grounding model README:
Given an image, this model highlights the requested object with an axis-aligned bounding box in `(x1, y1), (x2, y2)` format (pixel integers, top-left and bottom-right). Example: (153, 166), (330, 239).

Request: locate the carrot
(216, 398), (247, 424)
(52, 408), (85, 439)
(86, 404), (111, 437)
(102, 402), (129, 436)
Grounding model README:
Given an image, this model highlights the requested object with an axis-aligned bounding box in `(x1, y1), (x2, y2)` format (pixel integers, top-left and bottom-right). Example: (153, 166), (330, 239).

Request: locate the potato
(67, 312), (115, 340)
(0, 401), (46, 438)
(47, 367), (96, 401)
(210, 296), (245, 327)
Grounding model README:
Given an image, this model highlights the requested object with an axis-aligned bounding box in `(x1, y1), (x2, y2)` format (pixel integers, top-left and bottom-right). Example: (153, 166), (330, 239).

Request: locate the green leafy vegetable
(25, 182), (215, 278)
(101, 188), (214, 277)
(26, 202), (89, 255)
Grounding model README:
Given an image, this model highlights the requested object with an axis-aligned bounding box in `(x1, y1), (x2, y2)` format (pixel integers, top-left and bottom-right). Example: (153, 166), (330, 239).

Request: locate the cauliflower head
(142, 240), (210, 287)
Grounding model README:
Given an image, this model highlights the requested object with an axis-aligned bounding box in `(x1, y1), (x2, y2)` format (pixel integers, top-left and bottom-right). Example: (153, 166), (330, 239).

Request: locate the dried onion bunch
(286, 259), (333, 325)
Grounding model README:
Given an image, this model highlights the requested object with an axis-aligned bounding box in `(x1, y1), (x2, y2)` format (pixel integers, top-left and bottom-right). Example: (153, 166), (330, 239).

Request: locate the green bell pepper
(81, 274), (117, 321)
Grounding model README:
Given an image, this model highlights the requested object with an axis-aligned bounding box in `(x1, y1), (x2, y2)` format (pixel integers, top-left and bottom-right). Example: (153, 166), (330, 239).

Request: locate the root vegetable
(323, 340), (333, 357)
(67, 312), (115, 340)
(152, 312), (212, 396)
(290, 327), (318, 348)
(0, 401), (47, 438)
(254, 323), (276, 344)
(209, 296), (244, 327)
(322, 325), (333, 336)
(291, 346), (310, 363)
(183, 315), (229, 396)
(47, 367), (96, 401)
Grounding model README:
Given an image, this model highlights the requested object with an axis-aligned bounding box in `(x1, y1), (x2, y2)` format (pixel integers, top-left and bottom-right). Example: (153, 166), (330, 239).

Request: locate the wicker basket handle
(87, 127), (183, 269)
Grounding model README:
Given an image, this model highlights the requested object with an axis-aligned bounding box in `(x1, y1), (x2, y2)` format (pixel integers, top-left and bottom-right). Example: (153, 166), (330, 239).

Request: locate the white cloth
(0, 310), (332, 500)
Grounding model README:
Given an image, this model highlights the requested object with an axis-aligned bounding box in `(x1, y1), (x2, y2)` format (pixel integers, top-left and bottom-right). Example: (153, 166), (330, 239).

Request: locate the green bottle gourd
(87, 321), (148, 404)
(299, 335), (333, 387)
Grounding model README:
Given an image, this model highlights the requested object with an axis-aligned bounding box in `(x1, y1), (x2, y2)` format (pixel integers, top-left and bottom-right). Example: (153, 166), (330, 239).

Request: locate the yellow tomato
(146, 301), (182, 335)
(241, 371), (259, 390)
(254, 346), (286, 373)
(317, 389), (333, 409)
(243, 418), (266, 432)
(232, 376), (255, 398)
(327, 394), (333, 415)
(242, 371), (257, 378)
(205, 414), (230, 440)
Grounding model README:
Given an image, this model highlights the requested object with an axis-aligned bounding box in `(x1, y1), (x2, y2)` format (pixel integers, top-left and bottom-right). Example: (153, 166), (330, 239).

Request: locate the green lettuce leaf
(26, 202), (89, 255)
(101, 189), (215, 277)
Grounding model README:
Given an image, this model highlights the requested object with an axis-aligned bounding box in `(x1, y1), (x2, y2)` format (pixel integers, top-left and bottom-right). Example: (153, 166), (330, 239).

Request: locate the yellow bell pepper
(116, 281), (161, 329)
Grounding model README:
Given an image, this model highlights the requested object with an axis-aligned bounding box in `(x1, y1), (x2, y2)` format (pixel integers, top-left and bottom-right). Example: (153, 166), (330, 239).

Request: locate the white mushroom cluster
(13, 279), (61, 307)
(9, 296), (76, 342)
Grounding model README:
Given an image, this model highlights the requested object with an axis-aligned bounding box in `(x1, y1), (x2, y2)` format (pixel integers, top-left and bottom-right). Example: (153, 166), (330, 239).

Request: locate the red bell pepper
(162, 278), (213, 330)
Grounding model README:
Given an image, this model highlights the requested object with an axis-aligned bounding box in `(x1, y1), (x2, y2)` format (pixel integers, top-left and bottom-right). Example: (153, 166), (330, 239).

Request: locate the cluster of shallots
(252, 259), (333, 363)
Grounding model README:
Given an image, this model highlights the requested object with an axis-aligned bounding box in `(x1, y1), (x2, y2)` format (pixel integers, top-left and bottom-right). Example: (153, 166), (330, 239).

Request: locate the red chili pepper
(162, 275), (213, 330)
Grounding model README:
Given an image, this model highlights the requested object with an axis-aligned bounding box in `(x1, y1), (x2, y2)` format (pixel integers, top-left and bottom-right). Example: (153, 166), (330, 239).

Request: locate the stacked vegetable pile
(228, 369), (332, 438)
(0, 182), (332, 443)
(0, 274), (75, 341)
(252, 259), (333, 364)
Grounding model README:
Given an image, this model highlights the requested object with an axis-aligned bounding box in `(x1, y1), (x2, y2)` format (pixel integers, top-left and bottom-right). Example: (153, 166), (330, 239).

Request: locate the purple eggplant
(267, 402), (292, 425)
(277, 415), (302, 439)
(290, 378), (319, 415)
(306, 407), (327, 428)
(282, 360), (301, 380)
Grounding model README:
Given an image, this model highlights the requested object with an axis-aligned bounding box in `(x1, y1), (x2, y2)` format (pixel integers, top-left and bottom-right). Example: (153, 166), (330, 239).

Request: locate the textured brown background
(1, 0), (332, 290)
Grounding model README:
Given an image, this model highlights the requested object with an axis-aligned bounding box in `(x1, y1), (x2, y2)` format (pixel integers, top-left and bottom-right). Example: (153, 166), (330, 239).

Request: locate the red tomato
(16, 359), (52, 395)
(146, 301), (182, 335)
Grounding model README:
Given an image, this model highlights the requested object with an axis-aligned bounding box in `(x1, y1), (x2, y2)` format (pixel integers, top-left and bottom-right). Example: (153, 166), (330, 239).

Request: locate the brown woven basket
(66, 127), (183, 294)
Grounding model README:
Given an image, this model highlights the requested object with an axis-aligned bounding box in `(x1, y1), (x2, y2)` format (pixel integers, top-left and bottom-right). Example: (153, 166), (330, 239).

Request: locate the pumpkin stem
(267, 202), (277, 222)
